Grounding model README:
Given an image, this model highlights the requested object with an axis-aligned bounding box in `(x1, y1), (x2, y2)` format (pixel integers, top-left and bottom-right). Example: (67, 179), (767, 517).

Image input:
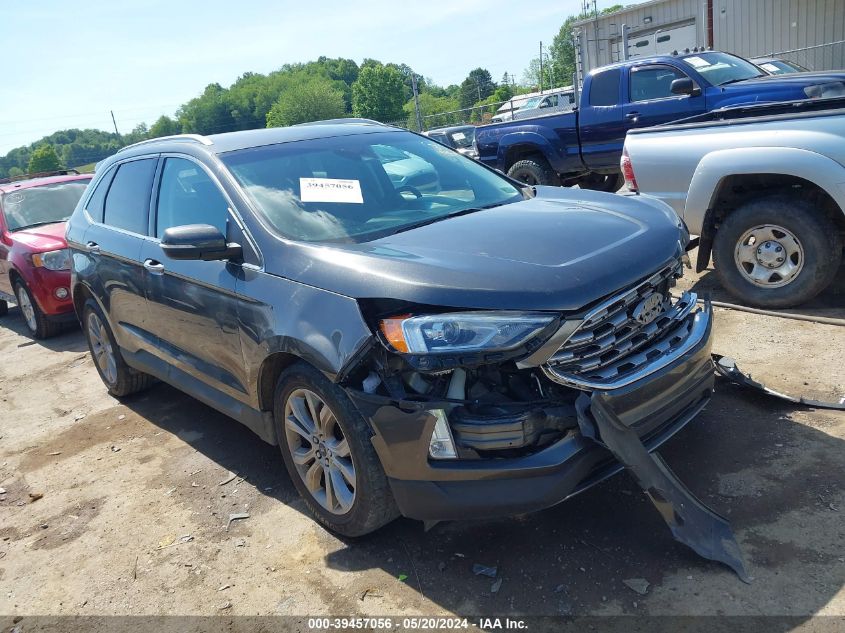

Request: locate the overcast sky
(1, 0), (620, 155)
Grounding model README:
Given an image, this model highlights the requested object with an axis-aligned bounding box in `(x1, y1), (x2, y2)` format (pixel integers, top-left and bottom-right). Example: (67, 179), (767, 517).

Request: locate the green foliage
(177, 83), (235, 135)
(8, 166), (23, 177)
(403, 93), (460, 131)
(548, 4), (625, 88)
(149, 115), (181, 138)
(266, 79), (346, 127)
(27, 144), (63, 173)
(352, 64), (406, 122)
(459, 68), (495, 109)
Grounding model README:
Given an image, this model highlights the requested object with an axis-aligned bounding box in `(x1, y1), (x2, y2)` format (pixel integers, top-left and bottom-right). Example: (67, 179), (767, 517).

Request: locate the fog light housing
(54, 287), (69, 300)
(429, 409), (457, 459)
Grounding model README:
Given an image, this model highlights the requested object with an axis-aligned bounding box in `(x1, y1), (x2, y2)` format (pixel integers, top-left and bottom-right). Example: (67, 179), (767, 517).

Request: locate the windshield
(682, 52), (764, 85)
(222, 131), (522, 243)
(1, 179), (91, 231)
(521, 97), (542, 109)
(758, 60), (807, 75)
(446, 128), (475, 149)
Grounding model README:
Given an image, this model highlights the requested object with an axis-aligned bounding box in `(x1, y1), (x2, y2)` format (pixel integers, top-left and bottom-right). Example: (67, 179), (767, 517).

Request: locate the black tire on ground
(81, 299), (156, 397)
(507, 157), (560, 186)
(274, 362), (399, 537)
(578, 171), (624, 192)
(0, 300), (7, 317)
(712, 195), (843, 308)
(14, 281), (62, 339)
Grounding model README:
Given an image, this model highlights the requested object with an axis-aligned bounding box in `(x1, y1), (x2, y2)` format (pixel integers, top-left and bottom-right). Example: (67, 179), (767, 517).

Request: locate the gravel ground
(1, 256), (843, 626)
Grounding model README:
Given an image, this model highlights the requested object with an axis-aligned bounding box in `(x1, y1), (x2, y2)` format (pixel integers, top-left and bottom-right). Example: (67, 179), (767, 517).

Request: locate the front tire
(507, 157), (559, 186)
(274, 362), (398, 537)
(712, 195), (842, 308)
(82, 300), (155, 397)
(14, 281), (61, 339)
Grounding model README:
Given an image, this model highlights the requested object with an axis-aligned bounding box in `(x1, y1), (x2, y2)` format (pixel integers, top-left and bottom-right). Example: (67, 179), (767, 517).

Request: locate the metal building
(573, 0), (845, 75)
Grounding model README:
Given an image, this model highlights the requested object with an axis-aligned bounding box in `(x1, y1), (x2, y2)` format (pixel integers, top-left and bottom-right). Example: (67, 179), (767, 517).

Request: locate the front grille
(545, 262), (697, 387)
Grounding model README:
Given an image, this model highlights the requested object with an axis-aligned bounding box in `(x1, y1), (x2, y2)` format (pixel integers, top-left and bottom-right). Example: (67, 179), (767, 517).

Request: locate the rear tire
(274, 362), (398, 537)
(14, 281), (62, 339)
(578, 171), (624, 192)
(82, 300), (155, 397)
(507, 157), (559, 186)
(712, 195), (842, 308)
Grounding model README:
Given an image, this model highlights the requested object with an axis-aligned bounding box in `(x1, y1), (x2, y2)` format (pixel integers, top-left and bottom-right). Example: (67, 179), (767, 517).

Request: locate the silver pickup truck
(622, 97), (845, 308)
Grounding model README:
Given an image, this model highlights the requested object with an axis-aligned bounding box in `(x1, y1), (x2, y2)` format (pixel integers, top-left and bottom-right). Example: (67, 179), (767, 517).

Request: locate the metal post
(539, 41), (544, 93)
(621, 23), (629, 60)
(110, 110), (120, 136)
(592, 0), (600, 68)
(411, 74), (424, 132)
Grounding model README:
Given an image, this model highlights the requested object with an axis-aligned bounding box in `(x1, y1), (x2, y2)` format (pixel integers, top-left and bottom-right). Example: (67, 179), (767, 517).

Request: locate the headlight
(804, 82), (845, 99)
(31, 249), (70, 271)
(379, 311), (556, 355)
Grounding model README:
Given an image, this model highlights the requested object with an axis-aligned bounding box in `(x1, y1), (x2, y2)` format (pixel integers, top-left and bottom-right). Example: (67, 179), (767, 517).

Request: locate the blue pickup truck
(475, 50), (845, 191)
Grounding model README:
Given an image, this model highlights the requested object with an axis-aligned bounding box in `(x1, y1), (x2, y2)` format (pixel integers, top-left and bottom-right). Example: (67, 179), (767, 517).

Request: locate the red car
(0, 170), (92, 338)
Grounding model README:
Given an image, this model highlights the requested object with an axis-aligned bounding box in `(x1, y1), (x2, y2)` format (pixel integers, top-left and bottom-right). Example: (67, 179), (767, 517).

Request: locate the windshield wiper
(719, 75), (764, 86)
(10, 220), (64, 232)
(386, 203), (504, 236)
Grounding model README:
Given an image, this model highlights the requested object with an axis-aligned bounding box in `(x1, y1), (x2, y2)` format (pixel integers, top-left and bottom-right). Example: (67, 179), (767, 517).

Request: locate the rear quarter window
(589, 69), (622, 106)
(84, 168), (117, 223)
(103, 158), (157, 235)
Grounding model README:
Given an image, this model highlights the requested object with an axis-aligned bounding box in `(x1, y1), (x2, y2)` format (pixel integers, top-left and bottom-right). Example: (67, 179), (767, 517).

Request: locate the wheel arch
(686, 148), (845, 271)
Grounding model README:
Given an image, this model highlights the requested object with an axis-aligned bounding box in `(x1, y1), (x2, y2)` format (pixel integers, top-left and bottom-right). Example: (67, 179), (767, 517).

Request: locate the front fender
(684, 146), (845, 233)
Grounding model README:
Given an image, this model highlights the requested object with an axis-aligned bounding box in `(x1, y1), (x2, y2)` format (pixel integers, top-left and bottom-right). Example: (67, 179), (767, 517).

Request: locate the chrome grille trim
(541, 261), (707, 390)
(543, 302), (710, 391)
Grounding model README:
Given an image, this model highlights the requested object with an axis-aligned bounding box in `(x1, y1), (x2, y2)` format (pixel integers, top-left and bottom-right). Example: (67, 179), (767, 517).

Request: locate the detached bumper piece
(714, 354), (845, 411)
(576, 391), (749, 582)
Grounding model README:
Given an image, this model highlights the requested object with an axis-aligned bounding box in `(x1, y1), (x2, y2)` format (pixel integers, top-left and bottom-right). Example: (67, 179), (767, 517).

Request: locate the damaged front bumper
(348, 303), (715, 523)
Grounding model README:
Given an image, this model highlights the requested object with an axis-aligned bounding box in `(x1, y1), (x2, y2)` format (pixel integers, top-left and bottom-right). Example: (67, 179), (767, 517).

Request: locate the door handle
(86, 241), (100, 253)
(143, 259), (165, 274)
(625, 112), (640, 122)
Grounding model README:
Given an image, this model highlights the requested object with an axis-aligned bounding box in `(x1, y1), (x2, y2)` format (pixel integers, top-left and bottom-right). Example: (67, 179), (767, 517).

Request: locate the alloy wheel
(734, 224), (804, 288)
(87, 312), (118, 385)
(284, 388), (356, 515)
(16, 286), (37, 333)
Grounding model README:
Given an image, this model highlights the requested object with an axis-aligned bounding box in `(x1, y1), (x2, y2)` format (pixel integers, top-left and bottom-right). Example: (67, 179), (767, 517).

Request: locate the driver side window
(630, 65), (689, 102)
(155, 157), (229, 238)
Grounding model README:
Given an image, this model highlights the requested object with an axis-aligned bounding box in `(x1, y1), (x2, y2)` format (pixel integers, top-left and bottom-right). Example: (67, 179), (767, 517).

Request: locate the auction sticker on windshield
(300, 177), (363, 203)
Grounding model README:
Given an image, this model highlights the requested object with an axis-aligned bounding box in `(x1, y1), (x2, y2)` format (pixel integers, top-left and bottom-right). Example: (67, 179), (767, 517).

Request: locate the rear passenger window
(155, 158), (229, 238)
(103, 159), (157, 234)
(589, 69), (621, 106)
(84, 167), (116, 223)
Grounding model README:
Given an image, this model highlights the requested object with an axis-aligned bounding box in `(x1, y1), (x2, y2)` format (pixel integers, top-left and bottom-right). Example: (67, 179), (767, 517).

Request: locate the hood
(719, 71), (845, 99)
(271, 189), (684, 312)
(10, 221), (68, 251)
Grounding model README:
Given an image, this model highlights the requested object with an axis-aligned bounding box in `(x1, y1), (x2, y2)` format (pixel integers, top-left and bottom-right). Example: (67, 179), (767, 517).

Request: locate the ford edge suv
(66, 123), (714, 537)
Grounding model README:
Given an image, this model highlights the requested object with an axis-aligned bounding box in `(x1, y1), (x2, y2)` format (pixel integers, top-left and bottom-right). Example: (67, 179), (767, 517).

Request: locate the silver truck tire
(712, 195), (842, 308)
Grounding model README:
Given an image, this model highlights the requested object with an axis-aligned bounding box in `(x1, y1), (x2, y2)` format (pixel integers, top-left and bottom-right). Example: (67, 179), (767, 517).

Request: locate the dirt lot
(1, 259), (844, 626)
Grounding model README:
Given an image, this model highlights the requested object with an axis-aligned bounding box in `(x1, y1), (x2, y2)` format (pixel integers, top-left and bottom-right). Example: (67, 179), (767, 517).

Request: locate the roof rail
(117, 133), (213, 154)
(293, 118), (382, 127)
(0, 168), (81, 185)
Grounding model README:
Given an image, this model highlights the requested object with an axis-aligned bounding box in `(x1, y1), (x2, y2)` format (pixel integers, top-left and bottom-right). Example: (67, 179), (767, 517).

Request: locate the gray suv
(66, 122), (715, 538)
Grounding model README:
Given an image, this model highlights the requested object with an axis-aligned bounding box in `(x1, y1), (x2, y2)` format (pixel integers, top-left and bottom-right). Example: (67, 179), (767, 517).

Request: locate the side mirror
(670, 77), (701, 97)
(161, 224), (242, 262)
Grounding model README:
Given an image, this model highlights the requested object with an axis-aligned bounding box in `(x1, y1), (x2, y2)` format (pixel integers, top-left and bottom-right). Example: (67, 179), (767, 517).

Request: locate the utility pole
(410, 74), (424, 132)
(539, 41), (544, 93)
(110, 110), (120, 136)
(592, 0), (600, 68)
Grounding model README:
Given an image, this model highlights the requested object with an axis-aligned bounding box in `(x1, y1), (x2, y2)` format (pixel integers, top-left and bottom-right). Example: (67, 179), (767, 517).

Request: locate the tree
(149, 115), (181, 138)
(27, 145), (62, 173)
(266, 79), (346, 128)
(459, 68), (495, 109)
(177, 83), (236, 135)
(549, 5), (625, 86)
(351, 64), (406, 123)
(8, 166), (23, 177)
(403, 92), (460, 131)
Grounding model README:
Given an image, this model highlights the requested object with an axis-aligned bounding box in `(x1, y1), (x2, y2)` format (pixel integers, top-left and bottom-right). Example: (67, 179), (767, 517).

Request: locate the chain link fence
(765, 40), (845, 72)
